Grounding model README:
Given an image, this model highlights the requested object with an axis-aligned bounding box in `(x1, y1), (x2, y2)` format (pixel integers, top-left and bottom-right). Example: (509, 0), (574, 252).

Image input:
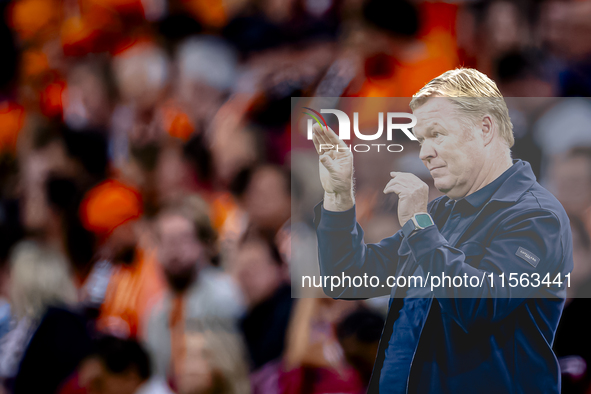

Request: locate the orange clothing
(354, 33), (459, 98)
(80, 179), (143, 238)
(169, 295), (186, 382)
(353, 2), (460, 98)
(0, 101), (25, 154)
(97, 249), (166, 338)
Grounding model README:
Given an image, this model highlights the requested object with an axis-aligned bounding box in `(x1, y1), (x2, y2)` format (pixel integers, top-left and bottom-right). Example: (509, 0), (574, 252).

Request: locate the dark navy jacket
(314, 160), (573, 393)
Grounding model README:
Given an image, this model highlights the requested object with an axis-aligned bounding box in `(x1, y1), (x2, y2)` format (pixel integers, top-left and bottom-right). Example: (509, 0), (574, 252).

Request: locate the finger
(383, 177), (406, 189)
(383, 181), (406, 195)
(314, 124), (333, 148)
(318, 124), (349, 150)
(389, 172), (422, 188)
(390, 171), (413, 179)
(390, 172), (422, 184)
(383, 185), (405, 195)
(312, 133), (322, 154)
(313, 122), (325, 135)
(314, 134), (335, 155)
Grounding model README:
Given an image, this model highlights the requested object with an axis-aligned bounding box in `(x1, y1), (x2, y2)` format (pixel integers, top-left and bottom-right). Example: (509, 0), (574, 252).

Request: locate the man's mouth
(429, 166), (445, 171)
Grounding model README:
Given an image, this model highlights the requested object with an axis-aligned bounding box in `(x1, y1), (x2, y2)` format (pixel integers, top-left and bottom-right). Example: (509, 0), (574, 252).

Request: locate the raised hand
(312, 123), (355, 211)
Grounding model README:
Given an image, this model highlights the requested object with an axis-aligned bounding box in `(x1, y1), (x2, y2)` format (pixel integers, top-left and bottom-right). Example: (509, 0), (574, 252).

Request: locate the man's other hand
(312, 123), (355, 211)
(384, 172), (429, 227)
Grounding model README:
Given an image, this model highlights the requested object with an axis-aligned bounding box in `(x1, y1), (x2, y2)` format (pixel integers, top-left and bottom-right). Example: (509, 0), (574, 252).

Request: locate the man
(80, 179), (166, 338)
(145, 195), (244, 384)
(313, 68), (573, 393)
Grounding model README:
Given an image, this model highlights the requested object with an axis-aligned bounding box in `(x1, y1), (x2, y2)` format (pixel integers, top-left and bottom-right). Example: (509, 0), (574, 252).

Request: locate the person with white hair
(314, 68), (572, 393)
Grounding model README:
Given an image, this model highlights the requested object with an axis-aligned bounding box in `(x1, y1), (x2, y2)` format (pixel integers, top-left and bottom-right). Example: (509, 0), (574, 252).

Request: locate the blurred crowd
(1, 0), (591, 393)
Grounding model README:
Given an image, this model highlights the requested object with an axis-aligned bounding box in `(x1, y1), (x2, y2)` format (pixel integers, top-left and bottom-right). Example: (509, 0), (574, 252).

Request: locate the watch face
(415, 214), (433, 228)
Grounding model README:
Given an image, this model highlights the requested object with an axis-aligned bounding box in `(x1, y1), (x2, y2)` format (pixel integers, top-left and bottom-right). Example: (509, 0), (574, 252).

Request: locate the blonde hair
(410, 68), (514, 148)
(182, 318), (251, 394)
(9, 241), (77, 320)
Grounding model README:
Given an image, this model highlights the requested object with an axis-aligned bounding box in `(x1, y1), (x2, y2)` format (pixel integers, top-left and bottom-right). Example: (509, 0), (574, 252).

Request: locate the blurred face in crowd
(79, 357), (143, 394)
(177, 333), (215, 394)
(106, 221), (138, 265)
(157, 212), (204, 292)
(211, 125), (258, 186)
(21, 139), (74, 233)
(154, 144), (194, 206)
(549, 154), (591, 215)
(64, 64), (110, 129)
(243, 167), (291, 233)
(230, 240), (283, 308)
(413, 98), (493, 200)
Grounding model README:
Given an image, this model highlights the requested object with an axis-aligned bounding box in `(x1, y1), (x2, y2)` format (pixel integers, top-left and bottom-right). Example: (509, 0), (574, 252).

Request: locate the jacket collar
(445, 160), (537, 210)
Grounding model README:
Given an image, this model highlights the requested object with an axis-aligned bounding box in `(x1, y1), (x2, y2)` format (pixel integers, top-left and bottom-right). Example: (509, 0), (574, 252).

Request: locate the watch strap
(402, 217), (417, 238)
(402, 213), (434, 238)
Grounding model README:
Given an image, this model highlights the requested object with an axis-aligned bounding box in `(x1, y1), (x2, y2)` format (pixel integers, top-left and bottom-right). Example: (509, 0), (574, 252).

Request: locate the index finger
(317, 123), (349, 150)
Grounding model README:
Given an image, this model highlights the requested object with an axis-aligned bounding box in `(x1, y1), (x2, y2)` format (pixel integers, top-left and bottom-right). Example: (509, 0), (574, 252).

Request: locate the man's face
(157, 214), (203, 280)
(412, 98), (486, 200)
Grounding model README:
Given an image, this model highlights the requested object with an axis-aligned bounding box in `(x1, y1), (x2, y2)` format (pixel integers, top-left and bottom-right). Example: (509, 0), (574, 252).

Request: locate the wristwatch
(402, 213), (435, 238)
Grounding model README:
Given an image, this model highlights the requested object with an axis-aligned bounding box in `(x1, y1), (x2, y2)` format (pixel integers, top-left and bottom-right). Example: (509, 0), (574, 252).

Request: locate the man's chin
(164, 266), (197, 293)
(433, 179), (452, 194)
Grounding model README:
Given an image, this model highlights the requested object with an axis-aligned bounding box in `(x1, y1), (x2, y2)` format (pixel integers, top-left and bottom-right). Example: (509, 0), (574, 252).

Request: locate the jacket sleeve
(314, 201), (403, 299)
(406, 208), (572, 332)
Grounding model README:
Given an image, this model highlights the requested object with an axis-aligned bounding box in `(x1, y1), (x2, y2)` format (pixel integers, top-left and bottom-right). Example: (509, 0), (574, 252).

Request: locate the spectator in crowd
(336, 309), (385, 390)
(554, 215), (591, 393)
(79, 179), (166, 339)
(281, 297), (364, 394)
(146, 195), (243, 384)
(175, 319), (250, 394)
(236, 165), (292, 242)
(0, 241), (79, 392)
(566, 215), (591, 299)
(230, 234), (293, 371)
(228, 165), (293, 280)
(0, 223), (22, 341)
(533, 99), (591, 170)
(334, 0), (459, 98)
(548, 147), (591, 216)
(77, 335), (172, 394)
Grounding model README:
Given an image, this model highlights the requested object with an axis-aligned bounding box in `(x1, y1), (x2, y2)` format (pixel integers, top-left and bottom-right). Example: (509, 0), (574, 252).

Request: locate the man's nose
(419, 141), (436, 161)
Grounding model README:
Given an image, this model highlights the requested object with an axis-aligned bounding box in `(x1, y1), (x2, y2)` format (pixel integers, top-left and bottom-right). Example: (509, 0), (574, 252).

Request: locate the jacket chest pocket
(458, 241), (486, 268)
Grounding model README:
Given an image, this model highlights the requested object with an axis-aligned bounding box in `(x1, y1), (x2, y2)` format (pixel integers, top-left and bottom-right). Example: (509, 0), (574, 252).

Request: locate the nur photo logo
(303, 107), (418, 153)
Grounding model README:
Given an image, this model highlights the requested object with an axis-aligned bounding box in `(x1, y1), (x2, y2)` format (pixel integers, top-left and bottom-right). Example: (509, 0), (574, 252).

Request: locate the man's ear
(481, 115), (494, 146)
